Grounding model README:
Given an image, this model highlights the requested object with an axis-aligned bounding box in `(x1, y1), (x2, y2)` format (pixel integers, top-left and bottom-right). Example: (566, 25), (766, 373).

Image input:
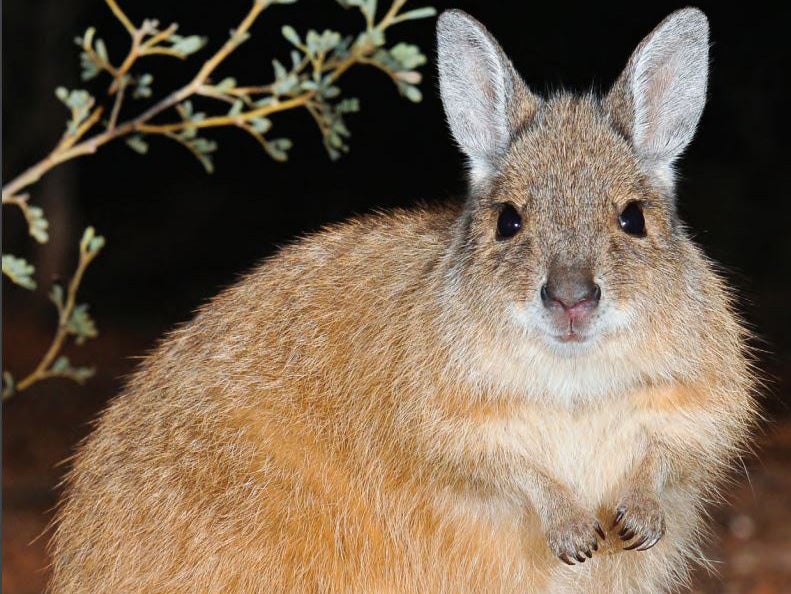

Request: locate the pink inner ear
(635, 52), (680, 154)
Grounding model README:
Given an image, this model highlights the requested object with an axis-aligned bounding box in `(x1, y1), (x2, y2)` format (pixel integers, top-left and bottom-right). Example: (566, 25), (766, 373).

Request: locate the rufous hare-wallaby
(50, 7), (758, 593)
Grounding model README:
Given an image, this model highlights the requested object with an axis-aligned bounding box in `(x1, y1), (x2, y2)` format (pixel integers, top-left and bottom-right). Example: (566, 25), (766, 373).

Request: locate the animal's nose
(540, 269), (601, 311)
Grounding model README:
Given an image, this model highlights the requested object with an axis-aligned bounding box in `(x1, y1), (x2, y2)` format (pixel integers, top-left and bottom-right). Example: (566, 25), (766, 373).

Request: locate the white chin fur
(453, 302), (647, 406)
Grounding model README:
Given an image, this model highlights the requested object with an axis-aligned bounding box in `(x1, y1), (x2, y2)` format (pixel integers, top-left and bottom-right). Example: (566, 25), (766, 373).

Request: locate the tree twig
(104, 0), (136, 36)
(1, 1), (270, 201)
(13, 233), (103, 394)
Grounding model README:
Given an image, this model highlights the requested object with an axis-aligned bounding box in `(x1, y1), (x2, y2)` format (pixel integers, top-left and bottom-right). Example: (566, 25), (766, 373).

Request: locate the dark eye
(618, 202), (646, 237)
(496, 203), (522, 239)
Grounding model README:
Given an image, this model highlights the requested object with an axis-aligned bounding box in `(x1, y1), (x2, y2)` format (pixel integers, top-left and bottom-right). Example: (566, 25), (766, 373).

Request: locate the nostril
(571, 283), (601, 309)
(540, 284), (550, 304)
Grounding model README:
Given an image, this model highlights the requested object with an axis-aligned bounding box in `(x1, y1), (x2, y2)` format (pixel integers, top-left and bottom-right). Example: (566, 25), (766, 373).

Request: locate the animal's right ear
(436, 10), (538, 189)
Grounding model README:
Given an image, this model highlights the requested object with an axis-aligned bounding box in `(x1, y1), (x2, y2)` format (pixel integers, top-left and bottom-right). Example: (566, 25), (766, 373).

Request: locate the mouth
(550, 317), (593, 344)
(554, 330), (588, 344)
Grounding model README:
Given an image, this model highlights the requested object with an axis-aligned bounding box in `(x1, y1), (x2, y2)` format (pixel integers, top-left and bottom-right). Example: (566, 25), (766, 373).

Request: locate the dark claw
(619, 528), (636, 541)
(595, 521), (606, 540)
(559, 553), (575, 566)
(591, 540), (599, 552)
(612, 509), (625, 528)
(624, 535), (648, 550)
(637, 535), (662, 551)
(575, 552), (587, 563)
(584, 548), (592, 558)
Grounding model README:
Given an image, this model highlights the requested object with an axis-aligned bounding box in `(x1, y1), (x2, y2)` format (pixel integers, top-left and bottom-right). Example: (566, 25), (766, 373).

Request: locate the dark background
(3, 1), (791, 592)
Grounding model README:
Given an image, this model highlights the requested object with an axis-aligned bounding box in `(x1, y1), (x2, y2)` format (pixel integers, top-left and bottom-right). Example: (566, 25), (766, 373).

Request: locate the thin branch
(14, 238), (101, 393)
(140, 23), (178, 51)
(139, 47), (188, 59)
(1, 0), (427, 200)
(137, 93), (312, 133)
(2, 193), (30, 208)
(195, 84), (242, 105)
(189, 0), (271, 89)
(4, 0), (435, 397)
(108, 26), (146, 94)
(108, 81), (126, 131)
(380, 0), (409, 29)
(228, 84), (275, 97)
(357, 56), (400, 83)
(235, 122), (277, 159)
(57, 106), (105, 151)
(1, 0), (271, 201)
(104, 0), (136, 36)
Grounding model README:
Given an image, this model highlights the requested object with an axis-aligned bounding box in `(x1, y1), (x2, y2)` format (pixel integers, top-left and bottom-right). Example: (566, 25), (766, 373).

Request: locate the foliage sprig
(1, 0), (435, 398)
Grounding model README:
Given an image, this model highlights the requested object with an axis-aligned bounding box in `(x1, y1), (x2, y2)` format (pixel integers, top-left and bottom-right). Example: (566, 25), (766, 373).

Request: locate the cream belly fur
(418, 387), (704, 593)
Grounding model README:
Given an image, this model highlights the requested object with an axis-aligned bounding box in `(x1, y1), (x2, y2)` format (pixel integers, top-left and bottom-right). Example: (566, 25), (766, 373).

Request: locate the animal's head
(436, 9), (715, 400)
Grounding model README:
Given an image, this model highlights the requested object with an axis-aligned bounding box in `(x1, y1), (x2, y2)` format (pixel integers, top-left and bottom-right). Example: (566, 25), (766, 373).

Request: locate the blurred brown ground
(3, 317), (791, 594)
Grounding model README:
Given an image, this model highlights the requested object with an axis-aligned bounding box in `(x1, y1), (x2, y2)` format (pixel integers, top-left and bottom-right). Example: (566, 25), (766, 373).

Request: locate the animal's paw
(612, 490), (666, 551)
(545, 507), (606, 565)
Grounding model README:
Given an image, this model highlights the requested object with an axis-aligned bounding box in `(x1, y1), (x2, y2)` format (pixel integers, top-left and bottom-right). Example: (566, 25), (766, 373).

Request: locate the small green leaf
(395, 7), (437, 21)
(70, 366), (96, 383)
(76, 27), (96, 48)
(272, 59), (288, 81)
(174, 134), (218, 174)
(132, 73), (154, 99)
(50, 284), (65, 311)
(79, 226), (105, 255)
(357, 28), (385, 49)
(2, 371), (15, 399)
(267, 137), (292, 162)
(79, 53), (101, 81)
(2, 255), (36, 290)
(49, 356), (96, 384)
(271, 59), (299, 95)
(394, 70), (422, 85)
(67, 303), (98, 345)
(281, 25), (302, 47)
(250, 117), (272, 134)
(88, 235), (106, 253)
(95, 38), (109, 62)
(228, 99), (244, 117)
(133, 86), (152, 99)
(400, 84), (422, 103)
(178, 100), (194, 119)
(52, 356), (71, 373)
(170, 35), (207, 56)
(290, 50), (302, 69)
(337, 97), (360, 113)
(215, 77), (237, 92)
(389, 43), (427, 69)
(56, 88), (96, 134)
(26, 205), (50, 243)
(126, 134), (149, 154)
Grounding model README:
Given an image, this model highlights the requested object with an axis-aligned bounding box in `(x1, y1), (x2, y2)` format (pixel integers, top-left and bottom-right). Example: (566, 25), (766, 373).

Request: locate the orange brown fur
(49, 9), (758, 594)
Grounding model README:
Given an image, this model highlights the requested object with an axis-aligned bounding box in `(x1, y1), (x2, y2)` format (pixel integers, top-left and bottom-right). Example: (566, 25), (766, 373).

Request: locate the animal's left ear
(604, 8), (709, 193)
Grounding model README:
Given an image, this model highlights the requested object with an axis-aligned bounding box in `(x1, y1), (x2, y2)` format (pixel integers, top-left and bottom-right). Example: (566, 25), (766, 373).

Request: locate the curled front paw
(546, 509), (606, 565)
(612, 491), (666, 551)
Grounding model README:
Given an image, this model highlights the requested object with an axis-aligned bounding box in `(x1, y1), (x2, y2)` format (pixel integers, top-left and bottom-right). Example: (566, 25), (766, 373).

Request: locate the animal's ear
(604, 8), (709, 193)
(436, 10), (538, 189)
